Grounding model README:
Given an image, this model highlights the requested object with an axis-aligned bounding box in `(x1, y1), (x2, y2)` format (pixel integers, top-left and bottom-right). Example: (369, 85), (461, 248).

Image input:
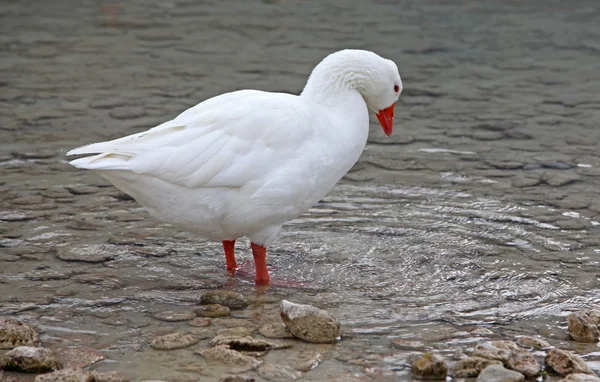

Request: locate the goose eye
(393, 84), (399, 93)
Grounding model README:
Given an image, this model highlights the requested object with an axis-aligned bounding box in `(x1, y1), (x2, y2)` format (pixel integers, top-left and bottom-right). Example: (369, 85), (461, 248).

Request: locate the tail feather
(69, 153), (132, 170)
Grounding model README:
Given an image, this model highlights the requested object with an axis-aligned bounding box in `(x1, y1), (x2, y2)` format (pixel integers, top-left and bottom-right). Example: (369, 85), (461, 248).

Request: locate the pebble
(0, 346), (61, 372)
(412, 352), (448, 380)
(197, 345), (261, 372)
(55, 346), (105, 368)
(560, 374), (600, 382)
(210, 335), (290, 351)
(568, 310), (600, 343)
(0, 318), (38, 349)
(153, 310), (196, 322)
(194, 304), (231, 318)
(476, 365), (524, 382)
(451, 356), (502, 378)
(151, 332), (199, 350)
(294, 350), (323, 372)
(257, 363), (303, 381)
(258, 323), (294, 339)
(188, 318), (211, 327)
(515, 336), (551, 349)
(546, 349), (595, 376)
(280, 300), (340, 343)
(200, 290), (248, 310)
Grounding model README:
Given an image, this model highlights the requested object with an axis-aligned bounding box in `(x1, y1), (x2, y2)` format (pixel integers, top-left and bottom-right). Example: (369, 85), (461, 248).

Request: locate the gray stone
(391, 339), (426, 350)
(294, 350), (323, 372)
(472, 341), (514, 363)
(412, 352), (447, 380)
(280, 300), (340, 343)
(200, 290), (248, 310)
(188, 318), (211, 327)
(506, 350), (540, 378)
(0, 318), (38, 349)
(151, 332), (199, 350)
(568, 310), (600, 343)
(0, 346), (61, 372)
(476, 365), (524, 382)
(55, 244), (122, 263)
(194, 304), (230, 318)
(515, 336), (551, 349)
(546, 349), (594, 376)
(542, 171), (580, 187)
(219, 376), (256, 382)
(55, 347), (105, 369)
(216, 327), (253, 337)
(34, 368), (93, 382)
(210, 335), (291, 351)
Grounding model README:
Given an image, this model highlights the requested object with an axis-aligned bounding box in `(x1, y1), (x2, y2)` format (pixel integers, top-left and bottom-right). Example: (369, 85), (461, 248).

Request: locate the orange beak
(376, 102), (396, 136)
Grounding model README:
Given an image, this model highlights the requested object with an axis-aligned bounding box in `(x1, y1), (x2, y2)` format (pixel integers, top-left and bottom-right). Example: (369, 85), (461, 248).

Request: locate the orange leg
(222, 240), (237, 272)
(250, 242), (270, 285)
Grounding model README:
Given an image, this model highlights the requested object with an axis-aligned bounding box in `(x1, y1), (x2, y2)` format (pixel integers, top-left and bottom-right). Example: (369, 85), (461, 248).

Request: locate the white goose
(67, 49), (402, 285)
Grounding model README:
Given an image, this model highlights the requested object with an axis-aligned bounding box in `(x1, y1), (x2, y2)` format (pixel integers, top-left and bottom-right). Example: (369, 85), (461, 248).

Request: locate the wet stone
(294, 350), (323, 372)
(151, 332), (199, 350)
(153, 310), (196, 322)
(194, 304), (231, 318)
(545, 349), (594, 376)
(476, 365), (524, 382)
(412, 352), (448, 380)
(258, 323), (294, 339)
(55, 244), (122, 263)
(451, 356), (502, 378)
(188, 318), (211, 327)
(0, 346), (61, 372)
(65, 220), (100, 231)
(210, 335), (291, 351)
(472, 341), (515, 363)
(55, 347), (105, 369)
(511, 176), (542, 188)
(568, 310), (600, 343)
(257, 363), (303, 381)
(12, 150), (56, 160)
(197, 345), (262, 371)
(0, 318), (38, 349)
(34, 368), (93, 382)
(65, 186), (100, 195)
(200, 290), (248, 310)
(280, 300), (340, 343)
(515, 336), (551, 349)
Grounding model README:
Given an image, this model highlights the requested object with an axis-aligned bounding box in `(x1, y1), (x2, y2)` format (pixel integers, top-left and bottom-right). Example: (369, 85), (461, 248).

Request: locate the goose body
(68, 49), (403, 284)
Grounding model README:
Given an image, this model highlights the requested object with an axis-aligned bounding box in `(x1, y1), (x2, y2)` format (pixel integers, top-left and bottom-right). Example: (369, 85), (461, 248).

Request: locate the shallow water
(1, 0), (600, 380)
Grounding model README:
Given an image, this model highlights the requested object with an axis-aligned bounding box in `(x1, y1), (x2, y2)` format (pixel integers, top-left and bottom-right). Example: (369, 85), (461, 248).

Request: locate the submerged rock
(546, 349), (594, 376)
(451, 356), (502, 378)
(0, 318), (38, 349)
(200, 290), (248, 310)
(391, 339), (426, 350)
(55, 244), (120, 263)
(515, 336), (551, 349)
(560, 374), (600, 382)
(258, 323), (294, 339)
(210, 335), (290, 351)
(257, 363), (303, 381)
(55, 347), (105, 369)
(34, 369), (126, 382)
(568, 310), (600, 343)
(219, 376), (256, 382)
(472, 341), (515, 363)
(476, 365), (524, 382)
(294, 350), (323, 372)
(194, 304), (230, 318)
(197, 345), (261, 372)
(0, 346), (61, 372)
(153, 310), (196, 322)
(280, 300), (340, 343)
(188, 318), (211, 327)
(412, 352), (447, 380)
(217, 327), (253, 337)
(151, 332), (199, 350)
